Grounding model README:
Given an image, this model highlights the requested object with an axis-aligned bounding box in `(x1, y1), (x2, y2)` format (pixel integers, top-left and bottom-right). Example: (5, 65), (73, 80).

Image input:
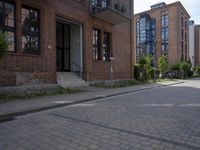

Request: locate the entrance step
(57, 72), (88, 88)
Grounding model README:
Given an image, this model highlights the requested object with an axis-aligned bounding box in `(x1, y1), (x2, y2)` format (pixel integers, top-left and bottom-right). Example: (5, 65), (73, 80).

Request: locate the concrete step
(57, 72), (81, 80)
(57, 72), (88, 88)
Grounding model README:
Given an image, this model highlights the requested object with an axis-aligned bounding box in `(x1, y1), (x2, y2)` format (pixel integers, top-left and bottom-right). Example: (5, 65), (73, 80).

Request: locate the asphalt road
(0, 79), (200, 150)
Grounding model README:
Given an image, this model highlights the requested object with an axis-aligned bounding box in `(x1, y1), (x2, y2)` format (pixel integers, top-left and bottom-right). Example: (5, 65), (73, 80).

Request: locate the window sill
(8, 52), (43, 58)
(92, 60), (111, 63)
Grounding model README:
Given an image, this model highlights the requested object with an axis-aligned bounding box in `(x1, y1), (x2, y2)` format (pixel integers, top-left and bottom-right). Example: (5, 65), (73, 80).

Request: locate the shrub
(0, 31), (8, 59)
(158, 55), (168, 78)
(181, 62), (190, 78)
(138, 55), (153, 81)
(134, 64), (140, 80)
(170, 63), (181, 71)
(194, 66), (200, 77)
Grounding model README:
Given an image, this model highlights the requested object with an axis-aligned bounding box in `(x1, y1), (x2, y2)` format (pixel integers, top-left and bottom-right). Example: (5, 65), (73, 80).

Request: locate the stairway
(57, 72), (88, 88)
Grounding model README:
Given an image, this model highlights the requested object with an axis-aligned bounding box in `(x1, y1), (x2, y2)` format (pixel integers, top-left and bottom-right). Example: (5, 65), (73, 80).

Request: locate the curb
(0, 81), (183, 123)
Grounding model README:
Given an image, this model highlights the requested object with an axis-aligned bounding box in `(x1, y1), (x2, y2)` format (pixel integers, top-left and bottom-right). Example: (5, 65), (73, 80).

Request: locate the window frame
(21, 4), (40, 55)
(103, 31), (111, 61)
(0, 0), (16, 52)
(92, 28), (101, 60)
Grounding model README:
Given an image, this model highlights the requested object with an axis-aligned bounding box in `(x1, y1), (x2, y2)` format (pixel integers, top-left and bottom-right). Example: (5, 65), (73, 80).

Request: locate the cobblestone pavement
(0, 79), (200, 150)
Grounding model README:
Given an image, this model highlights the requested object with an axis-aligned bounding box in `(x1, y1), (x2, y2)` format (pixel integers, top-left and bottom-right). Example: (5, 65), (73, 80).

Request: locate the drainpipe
(129, 0), (134, 79)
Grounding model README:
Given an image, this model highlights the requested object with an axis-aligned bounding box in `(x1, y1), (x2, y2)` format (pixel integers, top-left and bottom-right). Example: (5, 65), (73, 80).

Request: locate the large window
(93, 29), (101, 60)
(0, 0), (15, 52)
(92, 29), (111, 61)
(22, 6), (40, 54)
(161, 15), (168, 27)
(161, 14), (169, 55)
(161, 28), (168, 40)
(103, 32), (111, 61)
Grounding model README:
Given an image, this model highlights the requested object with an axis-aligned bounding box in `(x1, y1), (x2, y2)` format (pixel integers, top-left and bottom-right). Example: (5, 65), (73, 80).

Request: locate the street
(0, 79), (200, 150)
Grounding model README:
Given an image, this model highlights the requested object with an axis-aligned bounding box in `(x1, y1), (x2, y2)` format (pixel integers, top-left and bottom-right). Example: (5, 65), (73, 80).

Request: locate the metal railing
(71, 62), (84, 79)
(91, 0), (130, 18)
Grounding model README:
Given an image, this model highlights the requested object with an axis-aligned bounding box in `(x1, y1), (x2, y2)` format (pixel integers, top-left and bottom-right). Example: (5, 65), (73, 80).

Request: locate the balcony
(90, 0), (130, 25)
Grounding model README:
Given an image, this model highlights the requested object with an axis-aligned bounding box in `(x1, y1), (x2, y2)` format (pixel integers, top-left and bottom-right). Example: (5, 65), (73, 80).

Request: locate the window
(22, 6), (40, 54)
(0, 0), (15, 52)
(93, 29), (101, 60)
(103, 32), (111, 61)
(185, 32), (187, 41)
(136, 22), (139, 32)
(161, 41), (168, 53)
(92, 0), (109, 8)
(161, 15), (168, 27)
(181, 17), (184, 28)
(181, 29), (184, 40)
(161, 28), (168, 40)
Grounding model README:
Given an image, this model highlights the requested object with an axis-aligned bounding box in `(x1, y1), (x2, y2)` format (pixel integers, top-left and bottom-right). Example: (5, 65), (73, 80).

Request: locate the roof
(134, 1), (190, 18)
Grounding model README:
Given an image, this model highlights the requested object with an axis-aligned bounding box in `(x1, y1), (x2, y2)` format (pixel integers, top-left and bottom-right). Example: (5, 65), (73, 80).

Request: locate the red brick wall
(195, 25), (200, 66)
(0, 0), (134, 86)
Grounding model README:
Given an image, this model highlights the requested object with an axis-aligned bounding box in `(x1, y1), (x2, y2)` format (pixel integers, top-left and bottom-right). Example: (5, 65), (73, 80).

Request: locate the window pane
(56, 23), (62, 48)
(92, 29), (100, 60)
(0, 1), (15, 52)
(0, 2), (3, 25)
(6, 31), (15, 52)
(4, 2), (14, 27)
(22, 6), (40, 54)
(22, 8), (39, 33)
(103, 32), (110, 61)
(64, 25), (70, 48)
(22, 35), (39, 54)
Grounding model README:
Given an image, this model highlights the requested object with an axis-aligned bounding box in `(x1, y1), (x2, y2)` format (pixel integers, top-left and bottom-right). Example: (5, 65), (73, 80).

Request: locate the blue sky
(134, 0), (200, 24)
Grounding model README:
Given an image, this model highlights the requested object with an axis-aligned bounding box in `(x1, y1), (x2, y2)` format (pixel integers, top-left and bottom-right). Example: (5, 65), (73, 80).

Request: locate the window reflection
(22, 6), (39, 54)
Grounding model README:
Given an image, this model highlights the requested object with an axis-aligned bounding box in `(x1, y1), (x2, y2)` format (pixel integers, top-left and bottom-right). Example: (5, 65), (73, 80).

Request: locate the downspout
(129, 0), (134, 79)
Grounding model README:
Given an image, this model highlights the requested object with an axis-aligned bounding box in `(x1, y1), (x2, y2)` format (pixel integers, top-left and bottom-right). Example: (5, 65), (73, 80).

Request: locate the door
(56, 22), (70, 72)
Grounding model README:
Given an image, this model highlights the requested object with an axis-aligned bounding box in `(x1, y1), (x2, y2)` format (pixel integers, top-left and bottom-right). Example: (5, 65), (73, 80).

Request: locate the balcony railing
(90, 0), (130, 25)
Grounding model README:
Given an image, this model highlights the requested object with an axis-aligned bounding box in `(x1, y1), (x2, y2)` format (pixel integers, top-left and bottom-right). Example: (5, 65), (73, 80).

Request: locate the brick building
(134, 2), (190, 66)
(194, 25), (200, 66)
(189, 20), (195, 68)
(0, 0), (134, 86)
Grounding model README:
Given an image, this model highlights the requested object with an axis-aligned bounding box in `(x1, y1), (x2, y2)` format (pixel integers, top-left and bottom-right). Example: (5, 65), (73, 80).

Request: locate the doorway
(56, 22), (70, 72)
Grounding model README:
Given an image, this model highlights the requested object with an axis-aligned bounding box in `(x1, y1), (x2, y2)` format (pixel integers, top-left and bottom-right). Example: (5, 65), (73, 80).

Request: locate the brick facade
(194, 25), (200, 66)
(134, 2), (190, 66)
(0, 0), (134, 86)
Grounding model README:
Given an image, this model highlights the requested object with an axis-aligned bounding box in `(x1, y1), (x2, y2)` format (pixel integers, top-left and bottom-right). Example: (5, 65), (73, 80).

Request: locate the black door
(56, 22), (70, 72)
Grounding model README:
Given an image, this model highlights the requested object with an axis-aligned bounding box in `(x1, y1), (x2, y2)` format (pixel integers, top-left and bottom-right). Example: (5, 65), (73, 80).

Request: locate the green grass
(91, 79), (176, 89)
(0, 87), (82, 103)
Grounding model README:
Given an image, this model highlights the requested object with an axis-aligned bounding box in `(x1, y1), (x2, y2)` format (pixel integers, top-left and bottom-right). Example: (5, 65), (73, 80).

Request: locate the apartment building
(189, 20), (195, 68)
(134, 2), (190, 66)
(0, 0), (134, 86)
(194, 25), (200, 66)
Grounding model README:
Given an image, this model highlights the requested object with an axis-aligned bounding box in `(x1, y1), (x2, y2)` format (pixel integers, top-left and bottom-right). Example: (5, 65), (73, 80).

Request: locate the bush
(181, 62), (190, 78)
(194, 66), (200, 77)
(0, 31), (8, 59)
(170, 63), (181, 71)
(134, 64), (140, 80)
(158, 55), (168, 78)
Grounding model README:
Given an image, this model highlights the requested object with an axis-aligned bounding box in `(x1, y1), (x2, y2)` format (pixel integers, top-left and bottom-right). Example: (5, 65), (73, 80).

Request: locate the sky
(134, 0), (200, 24)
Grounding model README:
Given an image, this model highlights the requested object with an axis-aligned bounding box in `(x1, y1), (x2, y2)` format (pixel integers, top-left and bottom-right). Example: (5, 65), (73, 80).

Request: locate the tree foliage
(0, 31), (8, 59)
(158, 55), (168, 77)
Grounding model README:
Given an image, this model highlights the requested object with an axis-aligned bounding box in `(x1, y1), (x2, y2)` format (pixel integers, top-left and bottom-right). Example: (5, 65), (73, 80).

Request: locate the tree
(181, 62), (190, 78)
(0, 31), (8, 59)
(158, 55), (168, 78)
(138, 55), (153, 81)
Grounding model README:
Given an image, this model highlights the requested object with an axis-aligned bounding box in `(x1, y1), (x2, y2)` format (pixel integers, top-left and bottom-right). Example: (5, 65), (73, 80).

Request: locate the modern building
(134, 2), (190, 66)
(0, 0), (134, 86)
(189, 20), (195, 68)
(194, 25), (200, 66)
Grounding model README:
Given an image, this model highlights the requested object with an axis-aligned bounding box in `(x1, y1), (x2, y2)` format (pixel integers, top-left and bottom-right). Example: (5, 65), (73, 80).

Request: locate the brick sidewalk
(0, 80), (183, 121)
